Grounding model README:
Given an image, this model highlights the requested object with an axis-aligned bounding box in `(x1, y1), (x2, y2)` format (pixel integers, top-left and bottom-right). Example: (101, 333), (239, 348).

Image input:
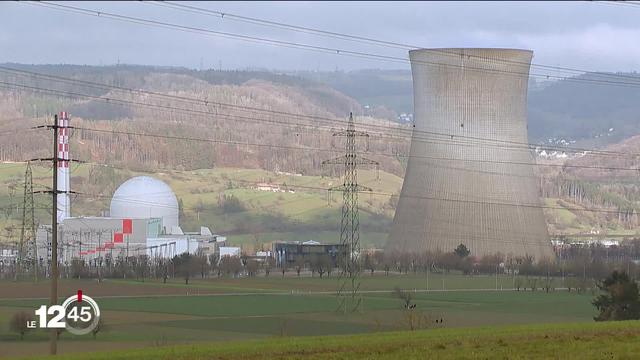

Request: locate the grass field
(20, 321), (640, 359)
(0, 274), (600, 358)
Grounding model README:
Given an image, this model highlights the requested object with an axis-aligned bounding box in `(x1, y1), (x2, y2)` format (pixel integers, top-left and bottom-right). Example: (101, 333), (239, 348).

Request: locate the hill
(0, 64), (406, 177)
(2, 64), (640, 240)
(0, 163), (399, 249)
(296, 69), (640, 145)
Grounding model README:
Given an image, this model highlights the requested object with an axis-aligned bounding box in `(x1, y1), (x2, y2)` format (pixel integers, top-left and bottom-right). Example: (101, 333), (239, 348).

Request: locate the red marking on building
(122, 219), (132, 234)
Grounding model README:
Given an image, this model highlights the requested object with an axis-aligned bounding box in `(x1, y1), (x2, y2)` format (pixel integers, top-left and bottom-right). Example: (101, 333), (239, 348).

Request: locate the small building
(219, 246), (241, 258)
(272, 241), (348, 267)
(0, 248), (17, 266)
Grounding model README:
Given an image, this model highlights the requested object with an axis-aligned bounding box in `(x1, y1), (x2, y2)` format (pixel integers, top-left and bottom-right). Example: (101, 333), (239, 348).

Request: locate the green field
(0, 274), (601, 358)
(22, 321), (640, 359)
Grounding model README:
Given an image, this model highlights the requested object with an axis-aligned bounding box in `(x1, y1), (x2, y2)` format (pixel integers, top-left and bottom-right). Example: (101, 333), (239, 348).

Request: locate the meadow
(0, 273), (599, 358)
(15, 321), (640, 359)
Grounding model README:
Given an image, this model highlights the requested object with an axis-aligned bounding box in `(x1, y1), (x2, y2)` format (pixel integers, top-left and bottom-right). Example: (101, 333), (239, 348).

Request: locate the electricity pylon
(17, 162), (38, 281)
(322, 113), (378, 313)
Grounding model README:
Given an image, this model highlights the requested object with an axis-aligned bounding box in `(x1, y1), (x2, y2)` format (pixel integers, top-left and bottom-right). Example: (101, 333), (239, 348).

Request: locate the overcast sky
(1, 1), (639, 73)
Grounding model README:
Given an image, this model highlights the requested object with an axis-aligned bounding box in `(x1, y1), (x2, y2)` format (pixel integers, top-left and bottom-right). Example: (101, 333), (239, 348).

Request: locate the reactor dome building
(34, 118), (227, 266)
(388, 48), (553, 260)
(110, 176), (180, 233)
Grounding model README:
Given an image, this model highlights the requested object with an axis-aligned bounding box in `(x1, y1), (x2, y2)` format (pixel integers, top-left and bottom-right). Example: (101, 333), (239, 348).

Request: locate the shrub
(10, 311), (33, 340)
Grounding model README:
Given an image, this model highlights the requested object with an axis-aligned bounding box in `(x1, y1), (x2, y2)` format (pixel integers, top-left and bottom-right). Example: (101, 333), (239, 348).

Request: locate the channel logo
(27, 290), (101, 336)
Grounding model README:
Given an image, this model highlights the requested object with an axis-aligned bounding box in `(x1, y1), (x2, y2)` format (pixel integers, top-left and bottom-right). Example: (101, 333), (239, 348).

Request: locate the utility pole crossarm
(332, 130), (370, 137)
(322, 156), (379, 167)
(29, 158), (84, 164)
(328, 184), (373, 193)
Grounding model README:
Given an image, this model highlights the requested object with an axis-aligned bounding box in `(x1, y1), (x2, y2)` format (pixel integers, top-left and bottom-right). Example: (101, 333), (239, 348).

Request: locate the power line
(1, 76), (637, 161)
(155, 1), (640, 85)
(0, 66), (636, 158)
(3, 160), (636, 247)
(1, 116), (636, 180)
(70, 126), (640, 175)
(26, 1), (640, 89)
(69, 171), (639, 216)
(595, 1), (640, 9)
(62, 168), (627, 248)
(18, 159), (567, 218)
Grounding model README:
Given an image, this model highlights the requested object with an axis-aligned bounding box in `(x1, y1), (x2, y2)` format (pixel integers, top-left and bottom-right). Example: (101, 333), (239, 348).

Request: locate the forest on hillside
(296, 69), (640, 145)
(0, 64), (408, 176)
(2, 64), (640, 235)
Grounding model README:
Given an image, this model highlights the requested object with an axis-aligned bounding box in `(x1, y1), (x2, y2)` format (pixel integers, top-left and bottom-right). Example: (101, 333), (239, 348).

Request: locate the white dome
(110, 176), (179, 232)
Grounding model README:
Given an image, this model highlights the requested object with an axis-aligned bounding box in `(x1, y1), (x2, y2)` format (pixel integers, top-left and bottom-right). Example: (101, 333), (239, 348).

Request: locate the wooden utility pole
(49, 113), (58, 355)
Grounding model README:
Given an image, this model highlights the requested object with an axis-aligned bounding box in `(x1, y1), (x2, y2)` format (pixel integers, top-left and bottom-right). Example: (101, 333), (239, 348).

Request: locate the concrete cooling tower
(388, 48), (553, 260)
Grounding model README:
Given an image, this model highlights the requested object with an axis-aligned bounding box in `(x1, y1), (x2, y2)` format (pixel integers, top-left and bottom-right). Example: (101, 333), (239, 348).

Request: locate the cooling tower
(388, 48), (553, 260)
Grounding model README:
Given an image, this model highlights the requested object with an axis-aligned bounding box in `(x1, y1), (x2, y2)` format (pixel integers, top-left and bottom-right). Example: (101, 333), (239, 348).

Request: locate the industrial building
(37, 175), (227, 265)
(273, 240), (348, 267)
(34, 117), (227, 265)
(388, 48), (553, 260)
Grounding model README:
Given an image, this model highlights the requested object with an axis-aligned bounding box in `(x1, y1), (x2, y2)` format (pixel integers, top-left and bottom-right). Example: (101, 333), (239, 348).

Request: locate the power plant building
(36, 133), (227, 265)
(110, 176), (180, 234)
(388, 48), (553, 260)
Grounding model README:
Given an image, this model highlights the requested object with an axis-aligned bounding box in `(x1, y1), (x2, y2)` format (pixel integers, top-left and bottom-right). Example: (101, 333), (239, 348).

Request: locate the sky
(1, 1), (639, 73)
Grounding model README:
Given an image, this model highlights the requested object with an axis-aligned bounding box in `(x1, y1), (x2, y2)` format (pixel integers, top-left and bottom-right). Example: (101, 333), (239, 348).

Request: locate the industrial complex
(32, 116), (227, 267)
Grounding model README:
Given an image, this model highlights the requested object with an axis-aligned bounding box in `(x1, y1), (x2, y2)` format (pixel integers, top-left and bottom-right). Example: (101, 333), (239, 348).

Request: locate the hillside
(0, 64), (407, 177)
(2, 64), (640, 241)
(532, 135), (640, 235)
(296, 69), (640, 145)
(0, 163), (399, 250)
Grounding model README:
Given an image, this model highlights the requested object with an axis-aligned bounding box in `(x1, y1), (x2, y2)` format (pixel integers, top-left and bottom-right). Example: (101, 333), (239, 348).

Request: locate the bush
(220, 194), (245, 213)
(593, 270), (640, 321)
(10, 311), (33, 340)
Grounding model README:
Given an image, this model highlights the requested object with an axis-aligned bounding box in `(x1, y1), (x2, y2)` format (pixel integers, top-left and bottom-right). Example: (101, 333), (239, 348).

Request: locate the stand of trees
(593, 270), (640, 321)
(3, 240), (640, 288)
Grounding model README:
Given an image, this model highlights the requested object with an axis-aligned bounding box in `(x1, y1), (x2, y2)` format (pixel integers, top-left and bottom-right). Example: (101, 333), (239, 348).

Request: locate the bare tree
(172, 253), (197, 284)
(280, 258), (289, 278)
(393, 287), (414, 309)
(363, 252), (376, 275)
(294, 257), (305, 277)
(219, 255), (243, 278)
(310, 254), (332, 279)
(264, 257), (275, 277)
(194, 250), (209, 279)
(134, 255), (149, 282)
(245, 259), (259, 277)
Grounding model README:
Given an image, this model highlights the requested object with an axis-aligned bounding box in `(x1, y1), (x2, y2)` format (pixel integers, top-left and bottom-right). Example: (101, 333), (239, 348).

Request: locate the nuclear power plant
(34, 113), (227, 266)
(388, 48), (554, 260)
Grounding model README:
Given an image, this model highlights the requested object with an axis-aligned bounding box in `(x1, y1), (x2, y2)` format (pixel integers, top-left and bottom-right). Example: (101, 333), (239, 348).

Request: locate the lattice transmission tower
(323, 113), (378, 313)
(17, 162), (38, 281)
